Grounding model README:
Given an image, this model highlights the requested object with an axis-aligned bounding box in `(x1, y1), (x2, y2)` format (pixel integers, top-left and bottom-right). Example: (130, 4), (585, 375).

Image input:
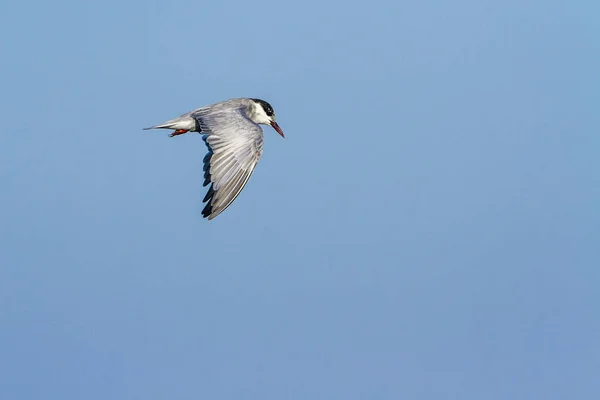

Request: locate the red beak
(270, 121), (285, 138)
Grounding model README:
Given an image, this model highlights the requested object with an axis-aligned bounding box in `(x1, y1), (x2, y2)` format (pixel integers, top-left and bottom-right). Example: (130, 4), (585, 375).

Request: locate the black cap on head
(251, 98), (275, 117)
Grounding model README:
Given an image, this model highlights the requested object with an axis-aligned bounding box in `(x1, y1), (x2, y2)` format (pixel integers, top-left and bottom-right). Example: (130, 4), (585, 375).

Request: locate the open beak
(270, 121), (285, 138)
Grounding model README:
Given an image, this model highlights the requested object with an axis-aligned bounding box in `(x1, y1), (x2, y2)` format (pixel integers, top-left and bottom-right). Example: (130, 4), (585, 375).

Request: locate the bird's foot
(169, 129), (188, 138)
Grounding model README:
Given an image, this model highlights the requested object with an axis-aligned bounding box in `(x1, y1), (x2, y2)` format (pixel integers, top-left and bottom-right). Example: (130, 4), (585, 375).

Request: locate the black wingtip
(201, 193), (214, 219)
(201, 135), (215, 219)
(202, 185), (215, 203)
(201, 204), (213, 219)
(203, 150), (213, 187)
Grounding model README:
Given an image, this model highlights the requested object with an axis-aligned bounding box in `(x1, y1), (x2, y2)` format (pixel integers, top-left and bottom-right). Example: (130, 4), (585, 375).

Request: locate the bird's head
(250, 98), (285, 138)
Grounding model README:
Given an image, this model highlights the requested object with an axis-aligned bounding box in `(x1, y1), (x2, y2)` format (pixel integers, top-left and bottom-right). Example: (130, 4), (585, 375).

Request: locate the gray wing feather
(193, 102), (264, 220)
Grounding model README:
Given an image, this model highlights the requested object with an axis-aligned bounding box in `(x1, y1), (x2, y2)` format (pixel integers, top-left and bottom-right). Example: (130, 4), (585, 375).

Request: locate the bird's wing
(193, 105), (264, 220)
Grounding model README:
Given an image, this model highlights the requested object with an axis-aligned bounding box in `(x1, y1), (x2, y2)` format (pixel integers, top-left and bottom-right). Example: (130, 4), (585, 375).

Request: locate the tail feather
(143, 115), (196, 131)
(143, 122), (175, 130)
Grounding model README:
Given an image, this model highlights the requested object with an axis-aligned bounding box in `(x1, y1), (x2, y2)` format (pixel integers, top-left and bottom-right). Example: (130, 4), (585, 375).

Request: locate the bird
(144, 98), (285, 220)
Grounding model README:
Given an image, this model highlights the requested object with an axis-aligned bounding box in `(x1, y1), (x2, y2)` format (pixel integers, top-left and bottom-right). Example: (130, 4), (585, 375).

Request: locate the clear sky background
(1, 0), (599, 399)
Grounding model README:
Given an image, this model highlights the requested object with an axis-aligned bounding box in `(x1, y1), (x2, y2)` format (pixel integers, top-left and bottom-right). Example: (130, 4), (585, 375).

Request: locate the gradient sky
(1, 0), (599, 399)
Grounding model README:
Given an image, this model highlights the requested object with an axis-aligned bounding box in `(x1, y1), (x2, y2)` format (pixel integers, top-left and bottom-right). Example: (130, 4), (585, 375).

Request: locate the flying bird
(144, 98), (285, 220)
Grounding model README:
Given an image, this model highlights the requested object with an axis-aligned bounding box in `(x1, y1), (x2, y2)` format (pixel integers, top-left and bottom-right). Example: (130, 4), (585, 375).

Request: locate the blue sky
(1, 0), (599, 399)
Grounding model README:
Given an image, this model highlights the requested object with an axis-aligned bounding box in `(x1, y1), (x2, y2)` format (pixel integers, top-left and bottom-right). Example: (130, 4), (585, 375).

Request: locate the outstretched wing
(194, 105), (264, 220)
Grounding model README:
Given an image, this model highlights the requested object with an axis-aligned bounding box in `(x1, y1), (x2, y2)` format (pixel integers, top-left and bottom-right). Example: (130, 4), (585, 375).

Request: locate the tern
(144, 98), (285, 220)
